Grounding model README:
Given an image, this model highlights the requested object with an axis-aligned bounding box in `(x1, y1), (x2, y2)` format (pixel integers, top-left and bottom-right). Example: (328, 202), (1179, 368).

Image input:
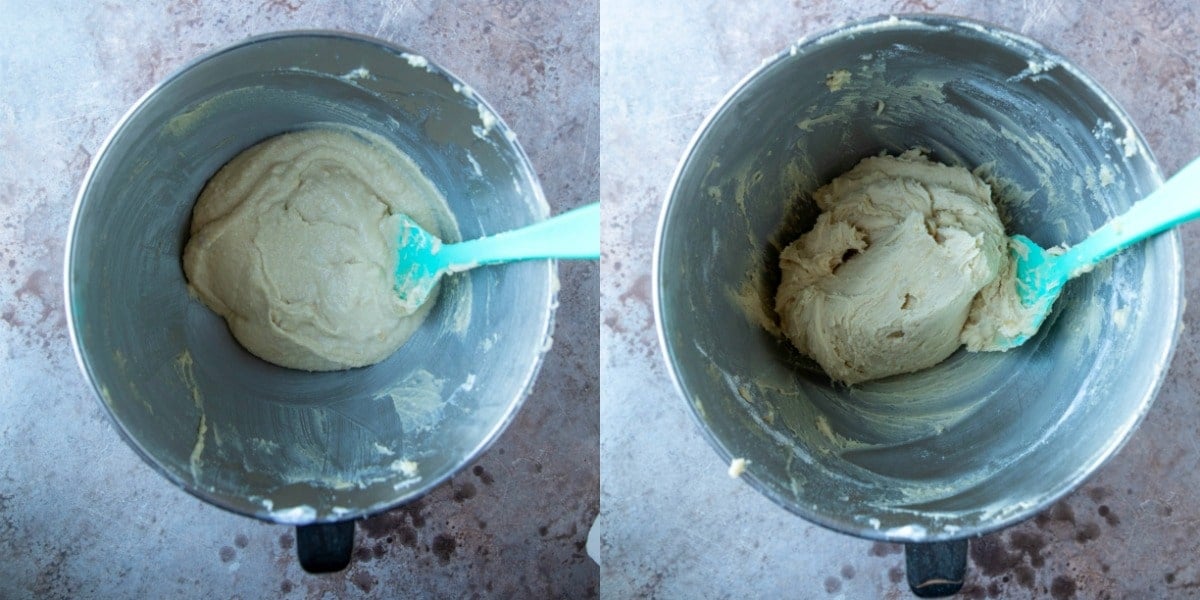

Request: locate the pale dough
(776, 150), (1031, 384)
(183, 127), (455, 371)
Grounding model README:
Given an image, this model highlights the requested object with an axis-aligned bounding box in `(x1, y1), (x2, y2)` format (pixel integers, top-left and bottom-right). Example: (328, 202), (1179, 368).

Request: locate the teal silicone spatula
(394, 202), (599, 312)
(998, 157), (1200, 349)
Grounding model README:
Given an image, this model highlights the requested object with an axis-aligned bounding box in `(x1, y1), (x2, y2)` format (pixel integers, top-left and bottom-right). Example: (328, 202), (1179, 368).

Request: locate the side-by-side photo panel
(599, 1), (1200, 598)
(1, 2), (597, 597)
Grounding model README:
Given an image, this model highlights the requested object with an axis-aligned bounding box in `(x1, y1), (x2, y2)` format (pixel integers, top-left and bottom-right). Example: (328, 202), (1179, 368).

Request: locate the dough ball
(775, 150), (1022, 384)
(183, 128), (454, 371)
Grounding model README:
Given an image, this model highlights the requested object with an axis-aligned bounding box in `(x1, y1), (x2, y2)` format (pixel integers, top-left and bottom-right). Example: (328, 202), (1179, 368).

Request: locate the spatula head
(992, 234), (1063, 349)
(394, 215), (446, 314)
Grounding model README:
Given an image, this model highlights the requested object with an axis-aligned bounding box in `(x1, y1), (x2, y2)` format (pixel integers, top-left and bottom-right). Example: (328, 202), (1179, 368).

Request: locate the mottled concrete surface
(599, 1), (1200, 598)
(0, 1), (596, 598)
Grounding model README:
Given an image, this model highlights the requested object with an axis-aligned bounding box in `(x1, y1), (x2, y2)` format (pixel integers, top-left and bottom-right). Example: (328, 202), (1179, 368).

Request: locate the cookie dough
(183, 127), (455, 371)
(776, 150), (1029, 384)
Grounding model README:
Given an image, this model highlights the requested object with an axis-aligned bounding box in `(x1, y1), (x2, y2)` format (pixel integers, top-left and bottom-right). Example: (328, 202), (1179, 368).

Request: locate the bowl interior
(657, 16), (1180, 539)
(68, 33), (554, 522)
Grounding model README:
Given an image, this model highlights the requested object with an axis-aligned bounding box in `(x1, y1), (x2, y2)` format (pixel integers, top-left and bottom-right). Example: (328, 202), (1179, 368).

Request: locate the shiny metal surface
(654, 16), (1182, 541)
(66, 32), (555, 524)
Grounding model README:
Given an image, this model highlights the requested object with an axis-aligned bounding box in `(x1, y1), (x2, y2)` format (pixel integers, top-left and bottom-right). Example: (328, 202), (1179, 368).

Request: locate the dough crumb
(1026, 59), (1056, 74)
(825, 69), (851, 92)
(401, 52), (428, 69)
(1119, 128), (1139, 158)
(392, 459), (420, 478)
(1112, 307), (1129, 329)
(728, 458), (748, 478)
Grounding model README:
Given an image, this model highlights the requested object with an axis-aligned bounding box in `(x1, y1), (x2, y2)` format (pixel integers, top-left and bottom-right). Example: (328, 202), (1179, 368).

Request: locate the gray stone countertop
(0, 1), (597, 598)
(598, 1), (1200, 598)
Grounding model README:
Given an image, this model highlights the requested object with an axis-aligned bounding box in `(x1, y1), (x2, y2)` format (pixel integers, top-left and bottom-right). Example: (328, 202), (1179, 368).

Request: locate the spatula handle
(439, 202), (600, 270)
(1063, 156), (1200, 273)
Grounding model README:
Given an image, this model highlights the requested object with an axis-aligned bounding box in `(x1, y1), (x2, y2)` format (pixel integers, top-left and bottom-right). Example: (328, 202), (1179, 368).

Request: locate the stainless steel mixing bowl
(654, 15), (1182, 595)
(66, 32), (555, 570)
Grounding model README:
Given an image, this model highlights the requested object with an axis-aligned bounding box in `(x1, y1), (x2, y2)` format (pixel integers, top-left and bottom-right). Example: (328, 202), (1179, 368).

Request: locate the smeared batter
(776, 150), (1033, 384)
(183, 127), (454, 371)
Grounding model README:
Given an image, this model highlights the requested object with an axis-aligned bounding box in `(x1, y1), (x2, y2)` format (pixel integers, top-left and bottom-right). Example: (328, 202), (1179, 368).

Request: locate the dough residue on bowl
(183, 127), (455, 371)
(775, 149), (1038, 384)
(825, 69), (852, 92)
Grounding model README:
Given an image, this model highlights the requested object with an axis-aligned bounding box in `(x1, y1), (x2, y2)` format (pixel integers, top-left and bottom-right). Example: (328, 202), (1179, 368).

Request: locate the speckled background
(1, 1), (597, 598)
(8, 0), (1200, 597)
(599, 1), (1200, 598)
